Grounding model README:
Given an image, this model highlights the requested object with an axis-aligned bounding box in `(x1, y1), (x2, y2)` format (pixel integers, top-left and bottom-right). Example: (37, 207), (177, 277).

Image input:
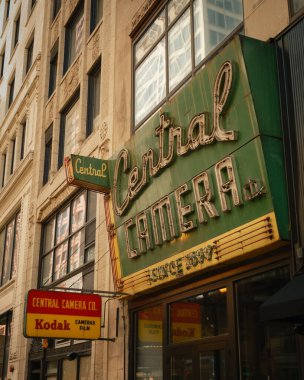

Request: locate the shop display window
(135, 305), (163, 380)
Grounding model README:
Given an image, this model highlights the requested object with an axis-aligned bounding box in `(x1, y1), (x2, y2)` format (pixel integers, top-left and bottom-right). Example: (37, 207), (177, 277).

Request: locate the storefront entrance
(130, 256), (304, 380)
(168, 339), (228, 380)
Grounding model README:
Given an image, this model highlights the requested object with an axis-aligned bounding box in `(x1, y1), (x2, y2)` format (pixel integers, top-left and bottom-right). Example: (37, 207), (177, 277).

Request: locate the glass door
(168, 340), (228, 380)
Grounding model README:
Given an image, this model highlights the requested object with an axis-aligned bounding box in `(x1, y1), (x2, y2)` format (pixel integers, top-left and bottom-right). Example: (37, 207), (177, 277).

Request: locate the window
(58, 97), (80, 168)
(0, 211), (21, 286)
(25, 38), (34, 74)
(131, 266), (301, 379)
(0, 46), (5, 79)
(48, 46), (58, 97)
(40, 190), (96, 286)
(52, 0), (61, 21)
(20, 121), (26, 160)
(10, 137), (16, 174)
(8, 75), (15, 108)
(43, 125), (53, 185)
(4, 0), (10, 21)
(63, 3), (84, 74)
(133, 0), (243, 127)
(236, 267), (298, 379)
(31, 0), (37, 9)
(290, 0), (304, 14)
(90, 0), (103, 33)
(87, 62), (101, 136)
(1, 152), (7, 187)
(0, 312), (12, 380)
(13, 14), (20, 49)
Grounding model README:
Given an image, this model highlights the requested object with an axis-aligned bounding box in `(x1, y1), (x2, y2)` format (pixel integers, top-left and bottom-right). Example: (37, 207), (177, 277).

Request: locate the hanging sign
(24, 289), (102, 340)
(65, 154), (110, 193)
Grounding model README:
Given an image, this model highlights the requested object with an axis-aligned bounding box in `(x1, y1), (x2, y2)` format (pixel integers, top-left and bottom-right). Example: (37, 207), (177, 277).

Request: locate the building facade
(0, 1), (304, 380)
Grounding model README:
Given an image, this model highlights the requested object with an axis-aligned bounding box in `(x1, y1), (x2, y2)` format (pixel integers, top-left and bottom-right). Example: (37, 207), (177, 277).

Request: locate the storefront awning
(260, 273), (304, 323)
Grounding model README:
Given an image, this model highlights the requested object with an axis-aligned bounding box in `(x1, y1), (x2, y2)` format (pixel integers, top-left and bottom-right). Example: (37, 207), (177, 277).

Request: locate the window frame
(132, 0), (244, 130)
(43, 125), (53, 185)
(86, 60), (101, 136)
(25, 36), (34, 75)
(63, 1), (84, 74)
(52, 0), (61, 21)
(13, 12), (21, 50)
(0, 311), (12, 380)
(0, 211), (21, 286)
(1, 151), (7, 187)
(9, 136), (16, 174)
(129, 258), (294, 379)
(90, 0), (103, 34)
(58, 92), (80, 169)
(4, 0), (10, 22)
(7, 74), (15, 109)
(48, 43), (58, 98)
(0, 45), (5, 79)
(20, 120), (27, 160)
(39, 190), (96, 287)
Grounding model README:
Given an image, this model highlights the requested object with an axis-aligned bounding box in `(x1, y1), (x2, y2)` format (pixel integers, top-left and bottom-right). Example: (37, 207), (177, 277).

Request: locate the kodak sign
(24, 289), (102, 340)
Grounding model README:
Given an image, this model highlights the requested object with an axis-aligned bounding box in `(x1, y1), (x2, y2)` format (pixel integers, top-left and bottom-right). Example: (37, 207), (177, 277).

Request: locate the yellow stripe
(117, 212), (286, 295)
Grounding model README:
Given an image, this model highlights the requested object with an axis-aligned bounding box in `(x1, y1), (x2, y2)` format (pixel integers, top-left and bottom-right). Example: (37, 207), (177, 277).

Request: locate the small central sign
(65, 154), (110, 193)
(24, 289), (102, 340)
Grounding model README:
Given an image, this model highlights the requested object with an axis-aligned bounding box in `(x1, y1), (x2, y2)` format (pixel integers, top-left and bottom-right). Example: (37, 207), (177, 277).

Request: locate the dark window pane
(20, 122), (26, 160)
(10, 138), (16, 174)
(8, 77), (15, 108)
(1, 153), (7, 187)
(171, 354), (193, 380)
(0, 229), (5, 281)
(44, 217), (55, 253)
(14, 15), (20, 47)
(41, 252), (53, 286)
(0, 48), (5, 79)
(236, 267), (300, 380)
(5, 0), (10, 20)
(291, 0), (304, 13)
(43, 125), (53, 184)
(48, 51), (58, 97)
(90, 0), (103, 33)
(26, 39), (34, 73)
(87, 63), (101, 136)
(52, 0), (61, 20)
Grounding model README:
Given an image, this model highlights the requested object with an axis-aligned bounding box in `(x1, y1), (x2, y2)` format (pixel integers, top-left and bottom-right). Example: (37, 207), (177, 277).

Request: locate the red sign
(24, 289), (102, 340)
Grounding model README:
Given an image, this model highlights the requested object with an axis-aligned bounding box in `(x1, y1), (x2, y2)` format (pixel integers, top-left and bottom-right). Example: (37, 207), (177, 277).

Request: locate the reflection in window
(135, 305), (163, 380)
(63, 3), (84, 73)
(41, 191), (96, 286)
(291, 0), (304, 13)
(236, 267), (300, 379)
(0, 211), (20, 286)
(58, 98), (80, 168)
(170, 287), (227, 343)
(134, 0), (243, 126)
